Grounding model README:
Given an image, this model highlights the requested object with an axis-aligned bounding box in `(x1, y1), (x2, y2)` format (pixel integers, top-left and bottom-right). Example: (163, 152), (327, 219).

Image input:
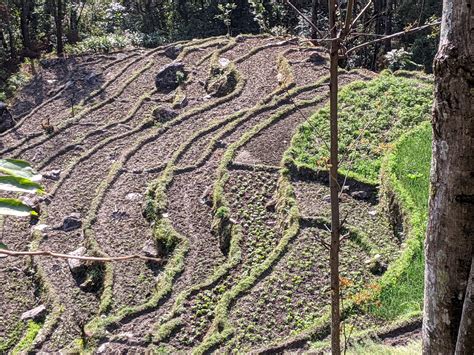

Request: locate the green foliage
(215, 2), (237, 35)
(347, 340), (421, 355)
(0, 158), (43, 219)
(384, 49), (423, 71)
(11, 321), (42, 354)
(287, 72), (433, 183)
(373, 122), (432, 319)
(64, 33), (132, 54)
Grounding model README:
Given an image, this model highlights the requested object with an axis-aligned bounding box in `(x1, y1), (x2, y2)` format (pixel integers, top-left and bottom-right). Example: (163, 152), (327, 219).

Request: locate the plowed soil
(0, 36), (403, 353)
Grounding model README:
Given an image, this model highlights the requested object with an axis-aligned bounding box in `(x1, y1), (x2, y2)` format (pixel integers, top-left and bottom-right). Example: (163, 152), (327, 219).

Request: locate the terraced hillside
(1, 35), (419, 353)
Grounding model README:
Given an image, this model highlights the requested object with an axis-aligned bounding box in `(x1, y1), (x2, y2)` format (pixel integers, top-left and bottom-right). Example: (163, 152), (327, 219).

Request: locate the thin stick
(285, 0), (325, 38)
(350, 0), (374, 31)
(0, 249), (162, 263)
(346, 21), (440, 55)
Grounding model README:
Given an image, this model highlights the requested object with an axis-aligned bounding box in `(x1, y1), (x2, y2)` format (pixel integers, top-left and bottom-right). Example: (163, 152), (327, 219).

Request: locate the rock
(351, 190), (368, 199)
(218, 57), (231, 68)
(365, 254), (388, 275)
(215, 140), (226, 149)
(323, 194), (331, 202)
(85, 72), (99, 83)
(43, 169), (61, 181)
(155, 62), (186, 92)
(152, 106), (178, 123)
(62, 213), (82, 232)
(265, 198), (277, 212)
(368, 209), (378, 217)
(20, 305), (46, 321)
(200, 186), (213, 207)
(33, 224), (50, 232)
(67, 247), (88, 274)
(126, 192), (142, 201)
(308, 52), (326, 65)
(0, 102), (15, 133)
(142, 240), (158, 258)
(235, 35), (246, 43)
(164, 45), (183, 59)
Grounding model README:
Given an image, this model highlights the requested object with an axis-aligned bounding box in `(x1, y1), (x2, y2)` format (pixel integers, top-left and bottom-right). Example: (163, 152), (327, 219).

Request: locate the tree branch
(0, 249), (162, 263)
(346, 21), (440, 55)
(285, 0), (325, 38)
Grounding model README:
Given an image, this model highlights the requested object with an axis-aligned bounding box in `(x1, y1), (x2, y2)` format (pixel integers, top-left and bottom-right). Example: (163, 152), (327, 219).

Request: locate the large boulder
(0, 102), (15, 133)
(155, 62), (186, 92)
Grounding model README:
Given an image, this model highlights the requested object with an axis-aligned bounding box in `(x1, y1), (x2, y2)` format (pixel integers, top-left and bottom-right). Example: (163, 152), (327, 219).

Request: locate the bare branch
(0, 249), (162, 263)
(285, 0), (325, 39)
(350, 0), (373, 31)
(346, 21), (441, 55)
(342, 0), (355, 38)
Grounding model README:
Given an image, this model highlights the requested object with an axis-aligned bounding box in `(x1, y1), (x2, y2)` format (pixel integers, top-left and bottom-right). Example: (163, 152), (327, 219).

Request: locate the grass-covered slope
(286, 70), (433, 184)
(375, 121), (432, 319)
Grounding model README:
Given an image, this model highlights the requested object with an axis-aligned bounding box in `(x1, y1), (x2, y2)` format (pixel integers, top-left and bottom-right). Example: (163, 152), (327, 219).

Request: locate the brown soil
(0, 36), (403, 353)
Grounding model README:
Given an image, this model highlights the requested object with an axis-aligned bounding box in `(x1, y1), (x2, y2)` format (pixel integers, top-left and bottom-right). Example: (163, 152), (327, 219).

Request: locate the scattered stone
(142, 240), (159, 258)
(215, 140), (227, 148)
(218, 57), (231, 68)
(202, 94), (212, 101)
(235, 35), (246, 43)
(67, 246), (87, 274)
(126, 192), (142, 201)
(20, 305), (46, 321)
(62, 213), (82, 232)
(43, 169), (61, 181)
(152, 106), (178, 123)
(368, 209), (378, 217)
(155, 62), (186, 91)
(265, 198), (277, 212)
(342, 185), (350, 192)
(200, 186), (213, 207)
(85, 73), (100, 83)
(365, 254), (388, 275)
(351, 190), (368, 199)
(323, 194), (331, 202)
(308, 52), (326, 65)
(33, 224), (50, 232)
(97, 343), (110, 354)
(0, 101), (15, 133)
(163, 44), (183, 59)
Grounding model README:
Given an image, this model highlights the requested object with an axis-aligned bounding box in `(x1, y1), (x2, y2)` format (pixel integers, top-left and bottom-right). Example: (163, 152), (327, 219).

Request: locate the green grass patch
(372, 121), (432, 319)
(287, 70), (433, 184)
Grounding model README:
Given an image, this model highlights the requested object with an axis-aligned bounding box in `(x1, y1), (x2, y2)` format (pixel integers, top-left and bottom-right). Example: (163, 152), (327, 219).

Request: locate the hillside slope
(0, 35), (414, 353)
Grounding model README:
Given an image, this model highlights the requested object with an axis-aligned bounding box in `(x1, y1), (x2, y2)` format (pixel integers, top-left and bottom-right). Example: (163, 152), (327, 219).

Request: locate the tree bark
(311, 0), (318, 39)
(422, 0), (474, 353)
(55, 0), (64, 56)
(328, 0), (341, 354)
(20, 0), (32, 51)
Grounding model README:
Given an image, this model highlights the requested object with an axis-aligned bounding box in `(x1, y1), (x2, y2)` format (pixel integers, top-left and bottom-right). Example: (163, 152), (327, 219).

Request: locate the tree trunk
(20, 0), (32, 51)
(422, 0), (474, 353)
(384, 0), (392, 52)
(55, 0), (64, 56)
(328, 0), (341, 354)
(68, 1), (80, 44)
(311, 0), (318, 39)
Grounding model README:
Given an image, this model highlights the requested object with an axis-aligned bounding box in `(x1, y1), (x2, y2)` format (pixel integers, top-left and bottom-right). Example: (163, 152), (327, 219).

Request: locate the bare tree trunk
(55, 0), (64, 56)
(20, 0), (32, 51)
(328, 0), (341, 353)
(311, 0), (318, 39)
(384, 0), (393, 52)
(422, 0), (474, 353)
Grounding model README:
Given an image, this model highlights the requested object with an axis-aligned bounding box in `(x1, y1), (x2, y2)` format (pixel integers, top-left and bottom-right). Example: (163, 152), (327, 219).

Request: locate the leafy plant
(0, 158), (43, 218)
(384, 48), (423, 71)
(215, 2), (237, 36)
(249, 0), (268, 33)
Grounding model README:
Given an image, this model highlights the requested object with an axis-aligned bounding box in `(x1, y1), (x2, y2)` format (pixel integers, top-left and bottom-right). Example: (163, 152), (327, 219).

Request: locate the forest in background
(1, 0), (441, 99)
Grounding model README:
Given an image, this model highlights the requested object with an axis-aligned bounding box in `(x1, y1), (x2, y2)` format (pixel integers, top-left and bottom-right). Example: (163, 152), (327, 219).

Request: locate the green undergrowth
(287, 70), (433, 184)
(10, 320), (42, 354)
(373, 121), (431, 319)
